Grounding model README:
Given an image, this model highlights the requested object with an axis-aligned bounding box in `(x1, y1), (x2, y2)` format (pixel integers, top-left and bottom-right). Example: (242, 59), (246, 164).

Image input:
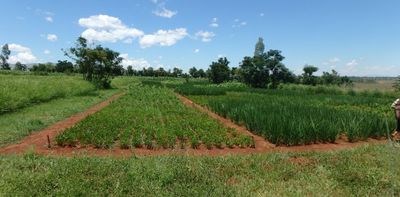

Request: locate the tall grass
(187, 88), (395, 146)
(0, 74), (95, 114)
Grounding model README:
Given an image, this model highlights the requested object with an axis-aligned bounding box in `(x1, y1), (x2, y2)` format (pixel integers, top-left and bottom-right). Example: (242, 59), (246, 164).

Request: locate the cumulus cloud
(119, 53), (151, 69)
(195, 31), (215, 42)
(153, 7), (177, 18)
(44, 50), (50, 55)
(45, 16), (53, 22)
(79, 15), (143, 43)
(210, 17), (218, 27)
(47, 34), (58, 41)
(139, 28), (188, 48)
(194, 49), (200, 53)
(6, 44), (37, 64)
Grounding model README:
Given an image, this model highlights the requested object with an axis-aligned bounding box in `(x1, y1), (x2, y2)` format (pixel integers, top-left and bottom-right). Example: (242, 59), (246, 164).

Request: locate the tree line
(1, 37), (353, 89)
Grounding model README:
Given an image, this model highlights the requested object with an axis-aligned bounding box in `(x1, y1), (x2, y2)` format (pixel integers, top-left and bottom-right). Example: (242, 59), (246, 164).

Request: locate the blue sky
(1, 0), (399, 76)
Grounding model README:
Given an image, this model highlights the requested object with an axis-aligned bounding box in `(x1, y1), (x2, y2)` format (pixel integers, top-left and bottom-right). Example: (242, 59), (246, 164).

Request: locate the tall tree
(64, 37), (122, 89)
(208, 57), (230, 84)
(55, 60), (74, 73)
(126, 66), (134, 76)
(1, 44), (11, 70)
(254, 37), (265, 57)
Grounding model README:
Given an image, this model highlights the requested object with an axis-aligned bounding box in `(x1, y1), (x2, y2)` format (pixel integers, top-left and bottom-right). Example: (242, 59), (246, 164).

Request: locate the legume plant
(56, 84), (253, 149)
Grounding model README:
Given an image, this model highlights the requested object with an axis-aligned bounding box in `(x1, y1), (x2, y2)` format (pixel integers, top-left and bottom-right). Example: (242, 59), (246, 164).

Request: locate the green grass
(0, 74), (96, 114)
(0, 89), (118, 147)
(56, 84), (253, 149)
(0, 144), (398, 196)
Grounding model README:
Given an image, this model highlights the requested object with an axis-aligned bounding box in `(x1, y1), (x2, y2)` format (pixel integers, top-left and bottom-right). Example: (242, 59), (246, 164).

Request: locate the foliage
(208, 57), (231, 84)
(0, 44), (11, 70)
(302, 65), (319, 85)
(64, 37), (123, 89)
(56, 84), (253, 149)
(13, 62), (27, 71)
(394, 76), (400, 92)
(30, 63), (56, 73)
(55, 60), (74, 73)
(239, 38), (293, 88)
(0, 74), (95, 114)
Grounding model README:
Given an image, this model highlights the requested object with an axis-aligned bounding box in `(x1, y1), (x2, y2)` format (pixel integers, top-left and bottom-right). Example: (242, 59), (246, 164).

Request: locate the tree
(302, 65), (319, 85)
(55, 60), (74, 73)
(189, 67), (199, 78)
(197, 69), (207, 78)
(172, 67), (183, 77)
(1, 44), (11, 70)
(64, 37), (122, 89)
(30, 63), (55, 73)
(126, 66), (134, 76)
(254, 37), (265, 57)
(239, 56), (269, 88)
(14, 61), (27, 71)
(208, 57), (230, 84)
(264, 50), (289, 89)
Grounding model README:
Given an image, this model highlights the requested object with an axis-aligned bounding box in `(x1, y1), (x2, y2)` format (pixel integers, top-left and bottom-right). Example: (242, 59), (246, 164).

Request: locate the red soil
(0, 93), (387, 158)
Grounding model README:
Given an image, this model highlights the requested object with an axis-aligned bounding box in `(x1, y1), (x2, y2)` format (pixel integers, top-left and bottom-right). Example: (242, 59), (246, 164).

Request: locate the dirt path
(0, 92), (125, 155)
(0, 92), (387, 158)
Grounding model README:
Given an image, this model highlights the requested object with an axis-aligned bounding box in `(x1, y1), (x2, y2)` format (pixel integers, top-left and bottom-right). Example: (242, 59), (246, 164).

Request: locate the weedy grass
(0, 74), (96, 114)
(0, 144), (398, 196)
(56, 84), (253, 149)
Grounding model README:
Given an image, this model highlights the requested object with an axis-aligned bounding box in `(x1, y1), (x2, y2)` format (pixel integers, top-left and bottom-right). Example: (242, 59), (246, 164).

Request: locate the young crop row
(56, 84), (254, 149)
(0, 75), (96, 114)
(188, 90), (395, 146)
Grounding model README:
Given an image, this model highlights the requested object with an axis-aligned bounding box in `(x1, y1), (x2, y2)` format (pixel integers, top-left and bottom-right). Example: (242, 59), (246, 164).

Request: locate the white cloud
(194, 49), (200, 53)
(210, 17), (218, 27)
(217, 54), (225, 58)
(44, 50), (50, 55)
(119, 53), (151, 69)
(45, 16), (53, 22)
(153, 7), (177, 18)
(79, 15), (143, 43)
(8, 43), (31, 53)
(195, 31), (215, 42)
(6, 44), (37, 64)
(139, 28), (188, 48)
(47, 34), (58, 41)
(346, 59), (358, 67)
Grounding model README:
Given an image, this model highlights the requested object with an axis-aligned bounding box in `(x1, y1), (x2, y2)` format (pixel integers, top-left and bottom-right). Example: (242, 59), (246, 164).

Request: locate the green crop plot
(175, 82), (396, 146)
(56, 84), (253, 149)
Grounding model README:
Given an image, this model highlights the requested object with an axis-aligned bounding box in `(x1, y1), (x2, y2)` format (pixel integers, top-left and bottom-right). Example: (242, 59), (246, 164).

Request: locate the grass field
(0, 75), (96, 114)
(56, 84), (253, 149)
(0, 144), (399, 196)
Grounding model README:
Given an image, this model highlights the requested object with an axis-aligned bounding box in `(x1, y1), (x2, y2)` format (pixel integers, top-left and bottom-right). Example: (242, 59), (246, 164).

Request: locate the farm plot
(56, 84), (253, 149)
(181, 85), (394, 146)
(0, 75), (96, 114)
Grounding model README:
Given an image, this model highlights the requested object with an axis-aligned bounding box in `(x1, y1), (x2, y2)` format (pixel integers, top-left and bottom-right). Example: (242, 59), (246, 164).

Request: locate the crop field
(56, 83), (253, 149)
(171, 81), (396, 146)
(0, 75), (96, 114)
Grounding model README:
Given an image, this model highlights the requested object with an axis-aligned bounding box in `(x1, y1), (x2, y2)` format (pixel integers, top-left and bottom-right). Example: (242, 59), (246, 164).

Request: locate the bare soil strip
(0, 92), (386, 158)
